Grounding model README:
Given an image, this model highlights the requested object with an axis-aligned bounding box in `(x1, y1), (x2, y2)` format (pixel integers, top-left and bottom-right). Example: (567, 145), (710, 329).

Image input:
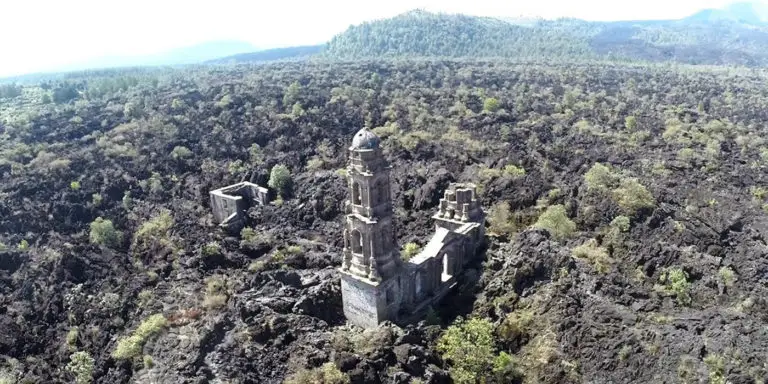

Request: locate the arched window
(442, 253), (452, 278)
(351, 230), (363, 254)
(352, 181), (362, 205)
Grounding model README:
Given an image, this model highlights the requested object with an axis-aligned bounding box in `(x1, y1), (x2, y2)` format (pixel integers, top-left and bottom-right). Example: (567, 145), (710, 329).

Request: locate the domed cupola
(350, 128), (381, 150)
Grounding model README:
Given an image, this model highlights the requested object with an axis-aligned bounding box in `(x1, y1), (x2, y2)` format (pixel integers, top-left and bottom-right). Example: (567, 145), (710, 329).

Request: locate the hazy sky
(1, 0), (734, 77)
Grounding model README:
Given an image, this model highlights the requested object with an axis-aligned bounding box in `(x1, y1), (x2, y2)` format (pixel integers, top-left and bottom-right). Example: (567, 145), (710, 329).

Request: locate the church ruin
(340, 128), (486, 328)
(210, 182), (269, 234)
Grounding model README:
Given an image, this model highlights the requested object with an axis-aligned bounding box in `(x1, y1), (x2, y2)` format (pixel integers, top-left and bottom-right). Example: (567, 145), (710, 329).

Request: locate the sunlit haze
(1, 0), (734, 77)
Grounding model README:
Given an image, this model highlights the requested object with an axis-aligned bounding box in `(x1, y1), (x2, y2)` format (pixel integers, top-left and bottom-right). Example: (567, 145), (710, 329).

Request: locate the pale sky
(0, 0), (734, 77)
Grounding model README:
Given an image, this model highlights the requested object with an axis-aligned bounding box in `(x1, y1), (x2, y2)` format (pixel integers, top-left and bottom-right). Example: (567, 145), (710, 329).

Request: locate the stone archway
(351, 229), (363, 254)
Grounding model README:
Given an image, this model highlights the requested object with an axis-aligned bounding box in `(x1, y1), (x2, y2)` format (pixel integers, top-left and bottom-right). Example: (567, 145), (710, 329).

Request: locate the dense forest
(323, 10), (768, 66)
(1, 58), (768, 383)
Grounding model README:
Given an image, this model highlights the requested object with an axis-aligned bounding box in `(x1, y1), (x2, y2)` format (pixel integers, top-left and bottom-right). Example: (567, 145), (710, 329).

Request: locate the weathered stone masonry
(209, 182), (269, 234)
(340, 128), (486, 328)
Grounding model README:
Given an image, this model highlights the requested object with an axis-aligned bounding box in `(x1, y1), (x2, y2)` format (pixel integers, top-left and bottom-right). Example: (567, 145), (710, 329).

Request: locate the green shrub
(284, 362), (350, 384)
(201, 241), (221, 257)
(625, 115), (637, 130)
(89, 217), (122, 248)
(170, 146), (192, 160)
(498, 308), (535, 341)
(67, 327), (79, 348)
(306, 157), (324, 171)
(437, 317), (497, 384)
(718, 266), (736, 288)
(143, 355), (154, 369)
(658, 268), (691, 306)
(612, 178), (655, 214)
(18, 239), (29, 250)
(70, 181), (81, 190)
(503, 164), (526, 178)
(487, 202), (515, 236)
(112, 314), (168, 360)
(402, 243), (421, 261)
(240, 227), (273, 249)
(584, 163), (619, 191)
(371, 122), (400, 138)
(91, 193), (103, 207)
(610, 215), (631, 232)
(704, 354), (725, 384)
(204, 275), (228, 310)
(572, 239), (612, 273)
(483, 97), (500, 112)
(66, 351), (95, 384)
(533, 205), (576, 240)
(132, 210), (174, 251)
(268, 164), (292, 197)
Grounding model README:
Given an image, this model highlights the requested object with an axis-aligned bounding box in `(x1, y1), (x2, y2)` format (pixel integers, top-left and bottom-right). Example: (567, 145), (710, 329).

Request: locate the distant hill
(687, 1), (768, 24)
(37, 40), (259, 74)
(206, 45), (325, 64)
(323, 8), (768, 66)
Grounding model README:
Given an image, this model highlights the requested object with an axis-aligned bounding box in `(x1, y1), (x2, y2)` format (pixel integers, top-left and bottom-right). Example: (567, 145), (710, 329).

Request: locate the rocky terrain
(1, 60), (768, 383)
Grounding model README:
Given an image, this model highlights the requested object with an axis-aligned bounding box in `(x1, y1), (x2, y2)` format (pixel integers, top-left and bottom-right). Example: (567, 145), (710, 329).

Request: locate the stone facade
(339, 128), (485, 328)
(209, 182), (269, 233)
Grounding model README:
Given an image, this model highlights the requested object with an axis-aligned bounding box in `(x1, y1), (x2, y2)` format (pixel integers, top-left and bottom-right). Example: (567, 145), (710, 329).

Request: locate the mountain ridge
(319, 6), (768, 66)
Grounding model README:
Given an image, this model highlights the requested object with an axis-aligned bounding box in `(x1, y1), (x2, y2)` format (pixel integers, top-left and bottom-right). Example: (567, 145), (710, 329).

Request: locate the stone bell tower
(340, 128), (403, 328)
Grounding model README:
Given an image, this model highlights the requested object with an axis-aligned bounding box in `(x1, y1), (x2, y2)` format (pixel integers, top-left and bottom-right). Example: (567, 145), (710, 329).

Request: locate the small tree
(483, 97), (500, 112)
(533, 205), (576, 240)
(89, 217), (122, 248)
(437, 317), (497, 384)
(625, 115), (637, 130)
(612, 178), (655, 214)
(170, 146), (193, 160)
(268, 164), (292, 197)
(66, 351), (95, 384)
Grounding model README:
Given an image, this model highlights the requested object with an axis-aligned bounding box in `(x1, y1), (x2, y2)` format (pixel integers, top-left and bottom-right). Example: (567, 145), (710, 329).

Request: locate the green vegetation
(66, 327), (79, 348)
(66, 351), (95, 384)
(584, 163), (620, 192)
(89, 217), (122, 248)
(70, 181), (81, 190)
(268, 164), (292, 197)
(483, 97), (500, 112)
(284, 362), (349, 384)
(437, 317), (520, 383)
(201, 241), (221, 257)
(401, 242), (421, 261)
(718, 266), (736, 288)
(703, 354), (725, 384)
(584, 163), (655, 214)
(132, 210), (174, 252)
(170, 145), (193, 160)
(503, 164), (526, 178)
(612, 178), (655, 214)
(324, 10), (768, 66)
(487, 202), (515, 236)
(657, 268), (692, 306)
(572, 238), (612, 273)
(204, 275), (228, 310)
(533, 205), (576, 240)
(112, 314), (168, 360)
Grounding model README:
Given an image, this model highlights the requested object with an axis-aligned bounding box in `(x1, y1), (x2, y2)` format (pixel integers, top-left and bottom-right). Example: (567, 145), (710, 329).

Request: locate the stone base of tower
(340, 269), (404, 328)
(340, 273), (386, 328)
